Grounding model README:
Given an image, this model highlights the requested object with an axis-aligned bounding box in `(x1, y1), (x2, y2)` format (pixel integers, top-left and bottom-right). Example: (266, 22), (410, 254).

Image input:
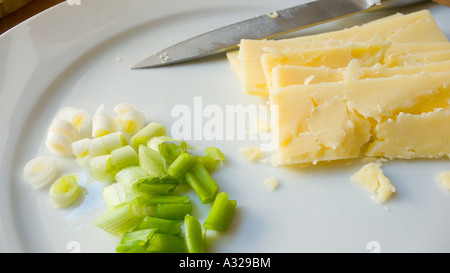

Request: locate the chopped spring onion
(155, 202), (192, 220)
(195, 156), (217, 173)
(184, 215), (206, 253)
(135, 216), (182, 235)
(139, 145), (166, 178)
(130, 196), (157, 217)
(71, 138), (90, 158)
(48, 118), (79, 141)
(115, 166), (150, 187)
(116, 228), (158, 253)
(204, 147), (226, 162)
(45, 131), (74, 157)
(159, 141), (188, 164)
(92, 104), (118, 138)
(55, 106), (91, 136)
(144, 195), (190, 205)
(111, 145), (139, 170)
(130, 195), (191, 218)
(88, 137), (108, 157)
(75, 154), (92, 167)
(185, 172), (212, 204)
(130, 122), (166, 149)
(147, 135), (177, 151)
(49, 173), (80, 209)
(88, 132), (128, 157)
(114, 103), (146, 136)
(167, 152), (195, 182)
(145, 232), (186, 253)
(101, 132), (128, 153)
(102, 182), (135, 210)
(23, 156), (58, 189)
(94, 201), (144, 237)
(133, 176), (178, 196)
(89, 155), (118, 181)
(203, 192), (236, 232)
(185, 162), (218, 204)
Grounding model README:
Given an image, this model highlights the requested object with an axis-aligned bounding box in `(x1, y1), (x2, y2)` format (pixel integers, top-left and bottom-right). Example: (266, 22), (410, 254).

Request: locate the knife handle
(432, 0), (450, 7)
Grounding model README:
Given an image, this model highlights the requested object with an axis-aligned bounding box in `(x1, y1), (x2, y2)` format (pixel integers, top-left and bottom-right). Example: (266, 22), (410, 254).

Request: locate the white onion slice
(88, 137), (107, 157)
(48, 118), (79, 140)
(71, 138), (90, 157)
(23, 156), (58, 189)
(92, 105), (118, 138)
(46, 131), (73, 156)
(114, 103), (145, 135)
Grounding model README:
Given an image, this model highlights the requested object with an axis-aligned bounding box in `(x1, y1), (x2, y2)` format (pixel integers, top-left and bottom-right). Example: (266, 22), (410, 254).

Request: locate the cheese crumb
(267, 11), (279, 19)
(239, 146), (265, 162)
(264, 177), (279, 191)
(351, 163), (396, 203)
(438, 171), (450, 190)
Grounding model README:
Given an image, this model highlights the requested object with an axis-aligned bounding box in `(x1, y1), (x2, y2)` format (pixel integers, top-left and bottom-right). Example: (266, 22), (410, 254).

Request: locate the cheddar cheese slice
(270, 72), (450, 165)
(344, 72), (450, 122)
(384, 49), (450, 67)
(366, 108), (450, 159)
(270, 60), (450, 90)
(270, 83), (371, 164)
(261, 42), (390, 92)
(235, 10), (448, 97)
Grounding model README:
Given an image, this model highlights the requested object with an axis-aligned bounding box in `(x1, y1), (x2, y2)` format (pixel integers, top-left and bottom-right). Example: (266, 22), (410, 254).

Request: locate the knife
(132, 0), (433, 69)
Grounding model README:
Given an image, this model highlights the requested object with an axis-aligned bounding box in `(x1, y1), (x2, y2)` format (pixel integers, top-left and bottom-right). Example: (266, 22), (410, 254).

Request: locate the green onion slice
(49, 173), (80, 209)
(203, 192), (236, 232)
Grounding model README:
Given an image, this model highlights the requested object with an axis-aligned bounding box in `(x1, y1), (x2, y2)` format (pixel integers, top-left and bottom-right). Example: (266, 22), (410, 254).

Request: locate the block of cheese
(234, 10), (449, 97)
(270, 65), (345, 90)
(345, 72), (450, 120)
(384, 42), (450, 57)
(270, 83), (371, 164)
(344, 72), (450, 122)
(269, 71), (450, 165)
(351, 163), (396, 203)
(384, 49), (450, 67)
(226, 50), (243, 83)
(366, 108), (450, 159)
(270, 60), (450, 90)
(261, 42), (390, 92)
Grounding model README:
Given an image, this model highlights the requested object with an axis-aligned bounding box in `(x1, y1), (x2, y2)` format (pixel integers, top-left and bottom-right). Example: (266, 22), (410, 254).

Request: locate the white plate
(1, 0), (450, 253)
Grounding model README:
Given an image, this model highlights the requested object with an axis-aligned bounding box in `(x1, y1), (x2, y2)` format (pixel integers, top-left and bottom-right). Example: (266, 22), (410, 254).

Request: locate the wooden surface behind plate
(0, 0), (64, 34)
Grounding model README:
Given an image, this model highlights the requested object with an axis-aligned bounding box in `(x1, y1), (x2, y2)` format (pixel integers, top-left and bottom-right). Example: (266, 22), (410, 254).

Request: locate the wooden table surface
(0, 0), (65, 35)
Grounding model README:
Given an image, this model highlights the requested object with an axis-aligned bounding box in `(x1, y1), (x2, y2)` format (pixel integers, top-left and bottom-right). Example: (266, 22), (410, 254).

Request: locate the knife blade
(132, 0), (427, 69)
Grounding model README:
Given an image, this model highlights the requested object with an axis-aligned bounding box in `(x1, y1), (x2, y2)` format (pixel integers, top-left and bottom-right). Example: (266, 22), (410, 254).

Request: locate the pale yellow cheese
(262, 42), (390, 92)
(270, 83), (371, 164)
(235, 10), (448, 97)
(351, 163), (396, 203)
(366, 108), (450, 159)
(271, 65), (344, 90)
(438, 171), (450, 190)
(264, 177), (279, 191)
(344, 72), (450, 122)
(270, 60), (450, 90)
(226, 50), (243, 83)
(384, 42), (450, 57)
(232, 9), (450, 166)
(239, 146), (265, 162)
(270, 71), (450, 165)
(384, 49), (450, 67)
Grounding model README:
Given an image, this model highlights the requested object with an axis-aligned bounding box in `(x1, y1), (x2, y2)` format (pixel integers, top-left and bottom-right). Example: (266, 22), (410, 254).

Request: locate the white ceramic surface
(1, 0), (450, 253)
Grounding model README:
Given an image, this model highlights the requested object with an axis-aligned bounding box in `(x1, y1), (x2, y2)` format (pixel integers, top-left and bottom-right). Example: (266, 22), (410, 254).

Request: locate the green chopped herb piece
(184, 215), (205, 253)
(203, 192), (236, 232)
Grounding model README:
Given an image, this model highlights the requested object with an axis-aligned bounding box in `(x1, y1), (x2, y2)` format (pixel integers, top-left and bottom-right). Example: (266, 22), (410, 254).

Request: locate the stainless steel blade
(132, 0), (427, 69)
